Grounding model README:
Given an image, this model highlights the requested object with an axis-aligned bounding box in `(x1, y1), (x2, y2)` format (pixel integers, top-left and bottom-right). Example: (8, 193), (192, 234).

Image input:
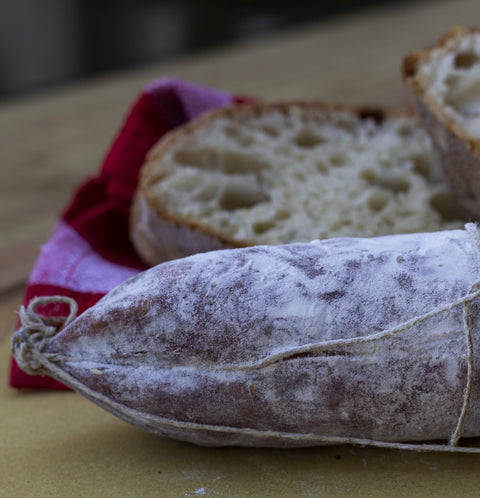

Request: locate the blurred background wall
(0, 0), (416, 99)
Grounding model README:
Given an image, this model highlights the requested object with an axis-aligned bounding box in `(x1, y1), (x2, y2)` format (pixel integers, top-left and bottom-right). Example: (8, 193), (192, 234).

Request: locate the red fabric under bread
(9, 78), (248, 388)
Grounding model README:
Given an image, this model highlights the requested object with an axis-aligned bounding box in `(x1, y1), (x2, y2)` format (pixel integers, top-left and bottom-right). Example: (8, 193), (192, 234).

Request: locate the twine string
(449, 281), (476, 446)
(227, 287), (480, 372)
(11, 295), (78, 375)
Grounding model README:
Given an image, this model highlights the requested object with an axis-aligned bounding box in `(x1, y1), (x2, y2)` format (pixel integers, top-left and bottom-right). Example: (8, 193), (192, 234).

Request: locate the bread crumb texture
(416, 28), (480, 140)
(147, 106), (465, 244)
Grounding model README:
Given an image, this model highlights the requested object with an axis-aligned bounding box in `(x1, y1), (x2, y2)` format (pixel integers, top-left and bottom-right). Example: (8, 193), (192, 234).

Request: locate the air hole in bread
(316, 161), (327, 174)
(174, 148), (218, 169)
(454, 51), (479, 69)
(397, 124), (413, 137)
(333, 117), (355, 131)
(293, 171), (306, 182)
(381, 216), (394, 227)
(219, 182), (270, 210)
(361, 170), (411, 193)
(367, 191), (389, 212)
(253, 220), (276, 235)
(330, 153), (346, 167)
(275, 209), (291, 220)
(222, 151), (269, 174)
(386, 175), (411, 193)
(222, 125), (254, 147)
(411, 155), (431, 178)
(360, 169), (376, 182)
(351, 143), (366, 152)
(411, 154), (431, 178)
(329, 219), (352, 231)
(430, 190), (472, 221)
(296, 129), (325, 147)
(261, 124), (280, 138)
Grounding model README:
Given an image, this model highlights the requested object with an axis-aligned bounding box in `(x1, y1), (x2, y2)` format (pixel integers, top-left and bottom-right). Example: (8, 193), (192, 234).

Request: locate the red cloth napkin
(9, 78), (245, 389)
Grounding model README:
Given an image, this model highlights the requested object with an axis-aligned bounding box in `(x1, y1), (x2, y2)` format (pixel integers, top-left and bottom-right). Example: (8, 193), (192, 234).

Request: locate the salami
(11, 224), (480, 452)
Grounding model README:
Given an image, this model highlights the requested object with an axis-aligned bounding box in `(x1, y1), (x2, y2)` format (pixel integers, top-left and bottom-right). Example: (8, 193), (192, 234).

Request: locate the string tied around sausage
(11, 295), (78, 375)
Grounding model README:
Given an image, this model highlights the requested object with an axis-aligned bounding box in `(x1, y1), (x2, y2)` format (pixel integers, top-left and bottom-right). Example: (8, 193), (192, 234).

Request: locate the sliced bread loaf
(404, 25), (480, 218)
(131, 102), (467, 265)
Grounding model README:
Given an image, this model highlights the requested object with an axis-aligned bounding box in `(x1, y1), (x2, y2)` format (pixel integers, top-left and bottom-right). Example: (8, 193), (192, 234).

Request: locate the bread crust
(403, 25), (480, 219)
(130, 101), (410, 266)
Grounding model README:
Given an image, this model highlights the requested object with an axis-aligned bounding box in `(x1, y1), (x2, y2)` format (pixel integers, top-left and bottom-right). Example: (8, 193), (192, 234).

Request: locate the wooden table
(2, 1), (480, 495)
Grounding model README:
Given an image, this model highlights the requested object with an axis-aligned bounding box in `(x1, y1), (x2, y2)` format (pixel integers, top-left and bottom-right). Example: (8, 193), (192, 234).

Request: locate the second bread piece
(131, 102), (467, 265)
(404, 25), (480, 219)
